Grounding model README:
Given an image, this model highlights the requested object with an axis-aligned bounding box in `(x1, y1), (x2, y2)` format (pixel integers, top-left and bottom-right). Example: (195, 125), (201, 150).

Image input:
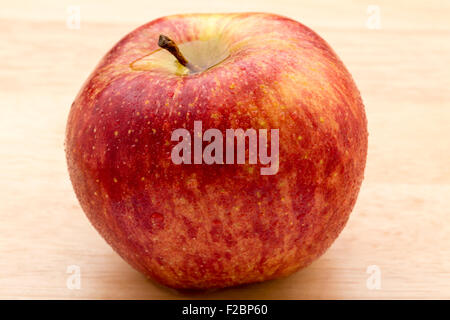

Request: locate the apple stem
(158, 35), (200, 73)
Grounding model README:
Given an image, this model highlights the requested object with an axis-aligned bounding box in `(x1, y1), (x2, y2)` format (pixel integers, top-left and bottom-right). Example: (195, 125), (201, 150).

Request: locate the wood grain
(0, 0), (449, 299)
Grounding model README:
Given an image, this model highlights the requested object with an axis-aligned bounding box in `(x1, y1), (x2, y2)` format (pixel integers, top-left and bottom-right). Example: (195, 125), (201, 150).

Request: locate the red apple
(66, 12), (368, 289)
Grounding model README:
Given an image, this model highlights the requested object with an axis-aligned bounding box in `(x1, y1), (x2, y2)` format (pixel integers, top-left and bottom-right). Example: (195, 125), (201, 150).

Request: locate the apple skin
(66, 13), (367, 289)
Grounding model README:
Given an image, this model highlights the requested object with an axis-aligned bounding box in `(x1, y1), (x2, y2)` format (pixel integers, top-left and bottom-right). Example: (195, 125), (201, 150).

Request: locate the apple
(66, 12), (368, 289)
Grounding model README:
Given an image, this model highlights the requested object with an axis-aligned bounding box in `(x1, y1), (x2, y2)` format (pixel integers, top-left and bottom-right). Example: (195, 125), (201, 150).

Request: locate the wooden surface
(1, 0), (450, 299)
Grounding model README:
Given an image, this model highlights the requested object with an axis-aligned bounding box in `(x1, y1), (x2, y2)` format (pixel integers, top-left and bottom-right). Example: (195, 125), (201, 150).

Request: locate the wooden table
(1, 0), (449, 299)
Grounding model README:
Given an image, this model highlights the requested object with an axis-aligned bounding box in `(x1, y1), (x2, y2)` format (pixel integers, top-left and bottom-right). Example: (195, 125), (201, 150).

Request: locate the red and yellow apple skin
(66, 13), (368, 289)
